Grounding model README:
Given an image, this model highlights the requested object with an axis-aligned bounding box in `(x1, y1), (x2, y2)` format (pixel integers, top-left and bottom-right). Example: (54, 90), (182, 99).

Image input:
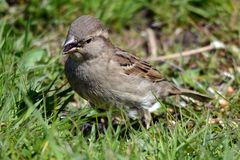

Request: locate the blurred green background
(0, 0), (240, 159)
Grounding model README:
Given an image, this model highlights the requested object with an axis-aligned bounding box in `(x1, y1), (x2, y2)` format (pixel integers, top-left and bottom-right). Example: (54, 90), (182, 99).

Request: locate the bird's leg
(141, 109), (152, 129)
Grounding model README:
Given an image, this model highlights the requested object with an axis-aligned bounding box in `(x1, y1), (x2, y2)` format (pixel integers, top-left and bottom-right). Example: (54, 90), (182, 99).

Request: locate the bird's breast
(65, 58), (98, 96)
(64, 57), (158, 111)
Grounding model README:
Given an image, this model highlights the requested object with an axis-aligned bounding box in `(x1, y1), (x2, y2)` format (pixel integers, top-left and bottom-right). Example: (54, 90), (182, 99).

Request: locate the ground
(0, 0), (240, 159)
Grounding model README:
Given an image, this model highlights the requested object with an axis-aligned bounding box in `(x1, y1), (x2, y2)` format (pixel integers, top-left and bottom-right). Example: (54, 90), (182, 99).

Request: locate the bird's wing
(110, 48), (212, 102)
(110, 48), (212, 101)
(112, 48), (166, 82)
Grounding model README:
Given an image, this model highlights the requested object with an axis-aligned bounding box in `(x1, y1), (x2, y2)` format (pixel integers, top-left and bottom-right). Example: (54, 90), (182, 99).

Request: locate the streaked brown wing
(112, 48), (165, 82)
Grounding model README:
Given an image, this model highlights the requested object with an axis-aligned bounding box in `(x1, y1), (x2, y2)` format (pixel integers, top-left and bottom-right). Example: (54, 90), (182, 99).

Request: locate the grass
(0, 0), (240, 159)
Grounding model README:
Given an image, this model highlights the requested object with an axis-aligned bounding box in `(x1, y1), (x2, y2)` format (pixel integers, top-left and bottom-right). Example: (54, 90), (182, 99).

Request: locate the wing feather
(112, 48), (165, 82)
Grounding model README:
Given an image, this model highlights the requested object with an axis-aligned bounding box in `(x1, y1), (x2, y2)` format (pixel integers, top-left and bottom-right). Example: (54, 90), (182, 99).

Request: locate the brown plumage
(63, 15), (212, 128)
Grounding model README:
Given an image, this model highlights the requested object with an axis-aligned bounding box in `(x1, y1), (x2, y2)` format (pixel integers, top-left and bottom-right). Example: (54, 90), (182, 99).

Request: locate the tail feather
(157, 81), (213, 102)
(178, 88), (213, 102)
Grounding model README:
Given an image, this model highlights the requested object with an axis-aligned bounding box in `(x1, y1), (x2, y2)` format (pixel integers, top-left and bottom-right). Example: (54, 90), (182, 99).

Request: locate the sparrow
(63, 15), (212, 128)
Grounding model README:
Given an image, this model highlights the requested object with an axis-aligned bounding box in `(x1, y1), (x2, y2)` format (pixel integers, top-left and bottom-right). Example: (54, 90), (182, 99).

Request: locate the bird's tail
(157, 81), (213, 102)
(177, 88), (213, 102)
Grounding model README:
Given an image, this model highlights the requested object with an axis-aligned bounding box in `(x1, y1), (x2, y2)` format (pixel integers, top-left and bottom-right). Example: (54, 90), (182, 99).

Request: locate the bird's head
(63, 15), (111, 62)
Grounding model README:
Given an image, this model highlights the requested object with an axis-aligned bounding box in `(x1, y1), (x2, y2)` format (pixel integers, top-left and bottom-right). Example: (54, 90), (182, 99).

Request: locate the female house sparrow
(63, 15), (211, 128)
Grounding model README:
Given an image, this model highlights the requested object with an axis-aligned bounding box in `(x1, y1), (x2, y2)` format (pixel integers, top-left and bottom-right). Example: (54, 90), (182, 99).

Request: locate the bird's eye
(85, 38), (92, 44)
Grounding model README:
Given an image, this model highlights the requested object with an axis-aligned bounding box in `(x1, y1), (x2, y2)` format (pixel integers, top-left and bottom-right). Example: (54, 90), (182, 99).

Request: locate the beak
(62, 36), (78, 55)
